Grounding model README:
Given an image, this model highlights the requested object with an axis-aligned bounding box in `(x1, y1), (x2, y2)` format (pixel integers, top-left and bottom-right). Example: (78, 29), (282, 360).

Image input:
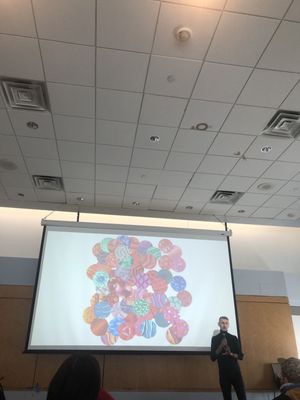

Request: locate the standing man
(210, 316), (246, 400)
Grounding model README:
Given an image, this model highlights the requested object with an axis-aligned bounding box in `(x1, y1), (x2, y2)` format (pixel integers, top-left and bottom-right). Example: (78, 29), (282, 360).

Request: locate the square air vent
(262, 110), (300, 139)
(33, 175), (64, 191)
(210, 190), (244, 204)
(0, 78), (49, 111)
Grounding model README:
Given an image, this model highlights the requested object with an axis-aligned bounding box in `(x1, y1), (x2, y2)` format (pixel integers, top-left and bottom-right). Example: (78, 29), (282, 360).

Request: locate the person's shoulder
(227, 332), (238, 339)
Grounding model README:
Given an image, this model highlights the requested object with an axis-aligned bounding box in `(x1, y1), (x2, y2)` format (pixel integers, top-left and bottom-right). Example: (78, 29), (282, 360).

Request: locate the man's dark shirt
(210, 331), (244, 374)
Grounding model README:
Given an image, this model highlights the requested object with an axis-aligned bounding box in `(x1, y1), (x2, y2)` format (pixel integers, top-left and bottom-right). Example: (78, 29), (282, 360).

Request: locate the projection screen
(26, 220), (238, 352)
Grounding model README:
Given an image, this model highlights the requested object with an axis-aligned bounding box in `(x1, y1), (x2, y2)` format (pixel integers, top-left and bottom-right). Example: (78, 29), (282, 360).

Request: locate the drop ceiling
(1, 0), (300, 226)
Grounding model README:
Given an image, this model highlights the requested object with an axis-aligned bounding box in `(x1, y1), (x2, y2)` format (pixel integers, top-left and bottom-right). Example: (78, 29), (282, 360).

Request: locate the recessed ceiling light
(132, 201), (140, 206)
(233, 151), (241, 156)
(76, 196), (84, 201)
(191, 122), (208, 131)
(185, 205), (193, 210)
(287, 212), (295, 218)
(150, 135), (160, 142)
(237, 209), (245, 213)
(174, 26), (192, 42)
(27, 121), (39, 129)
(0, 158), (18, 171)
(257, 183), (273, 191)
(261, 145), (272, 153)
(18, 193), (25, 197)
(167, 75), (175, 83)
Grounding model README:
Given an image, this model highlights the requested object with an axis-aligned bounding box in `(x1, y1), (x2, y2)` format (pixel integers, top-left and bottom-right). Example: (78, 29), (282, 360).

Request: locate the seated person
(47, 354), (114, 400)
(274, 357), (300, 400)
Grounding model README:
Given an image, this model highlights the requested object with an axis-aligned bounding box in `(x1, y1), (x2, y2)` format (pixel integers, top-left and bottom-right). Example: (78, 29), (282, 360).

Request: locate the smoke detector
(174, 26), (192, 42)
(210, 190), (244, 204)
(33, 175), (64, 191)
(0, 78), (49, 111)
(262, 110), (300, 139)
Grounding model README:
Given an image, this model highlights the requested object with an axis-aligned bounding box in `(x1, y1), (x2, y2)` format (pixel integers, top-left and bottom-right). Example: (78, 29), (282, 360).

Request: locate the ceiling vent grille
(33, 175), (64, 191)
(262, 110), (300, 139)
(210, 190), (244, 204)
(0, 78), (49, 111)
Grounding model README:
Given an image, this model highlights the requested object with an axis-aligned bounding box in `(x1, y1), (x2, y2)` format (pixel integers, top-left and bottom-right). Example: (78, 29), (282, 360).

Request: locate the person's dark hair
(281, 357), (300, 384)
(219, 316), (229, 321)
(47, 354), (101, 400)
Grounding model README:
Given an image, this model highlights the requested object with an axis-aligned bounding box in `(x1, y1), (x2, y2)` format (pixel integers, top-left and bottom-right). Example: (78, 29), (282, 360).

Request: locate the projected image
(83, 236), (192, 346)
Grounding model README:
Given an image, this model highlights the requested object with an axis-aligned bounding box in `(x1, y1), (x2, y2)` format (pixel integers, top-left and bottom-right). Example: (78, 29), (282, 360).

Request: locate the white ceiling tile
(48, 83), (95, 118)
(33, 0), (95, 45)
(0, 34), (43, 80)
(150, 199), (177, 211)
(96, 165), (128, 183)
(0, 94), (5, 108)
(97, 48), (149, 92)
(0, 155), (27, 174)
(164, 0), (226, 8)
(63, 178), (94, 194)
(158, 170), (193, 187)
(96, 181), (125, 196)
(219, 176), (256, 192)
(153, 3), (220, 59)
(154, 186), (185, 200)
(0, 183), (7, 200)
(5, 187), (37, 202)
(172, 130), (216, 153)
(123, 197), (150, 210)
(207, 12), (278, 66)
(98, 0), (159, 52)
(135, 125), (177, 151)
(252, 206), (282, 218)
(96, 195), (123, 208)
(285, 1), (300, 22)
(279, 141), (300, 163)
(127, 168), (161, 185)
(200, 203), (232, 215)
(96, 120), (136, 147)
(140, 95), (187, 127)
(145, 55), (201, 98)
(293, 172), (300, 181)
(230, 158), (272, 177)
(66, 192), (94, 206)
(0, 110), (14, 135)
(237, 69), (300, 108)
(181, 100), (232, 131)
(61, 161), (94, 180)
(25, 158), (61, 176)
(276, 181), (300, 197)
(8, 110), (55, 139)
(225, 0), (292, 18)
(289, 199), (300, 210)
(181, 188), (214, 202)
(275, 209), (300, 220)
(175, 201), (204, 214)
(259, 22), (300, 73)
(131, 148), (168, 169)
(226, 205), (257, 217)
(18, 137), (59, 159)
(0, 135), (21, 156)
(125, 183), (156, 198)
(263, 195), (297, 208)
(208, 133), (254, 157)
(96, 145), (131, 166)
(58, 141), (94, 163)
(189, 173), (225, 189)
(36, 190), (66, 203)
(53, 115), (94, 143)
(40, 40), (95, 86)
(198, 155), (239, 174)
(165, 152), (203, 172)
(248, 178), (286, 194)
(192, 63), (252, 103)
(97, 89), (142, 123)
(0, 0), (36, 36)
(0, 172), (33, 188)
(235, 193), (270, 206)
(245, 136), (294, 160)
(281, 81), (300, 111)
(262, 162), (300, 180)
(221, 105), (276, 135)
